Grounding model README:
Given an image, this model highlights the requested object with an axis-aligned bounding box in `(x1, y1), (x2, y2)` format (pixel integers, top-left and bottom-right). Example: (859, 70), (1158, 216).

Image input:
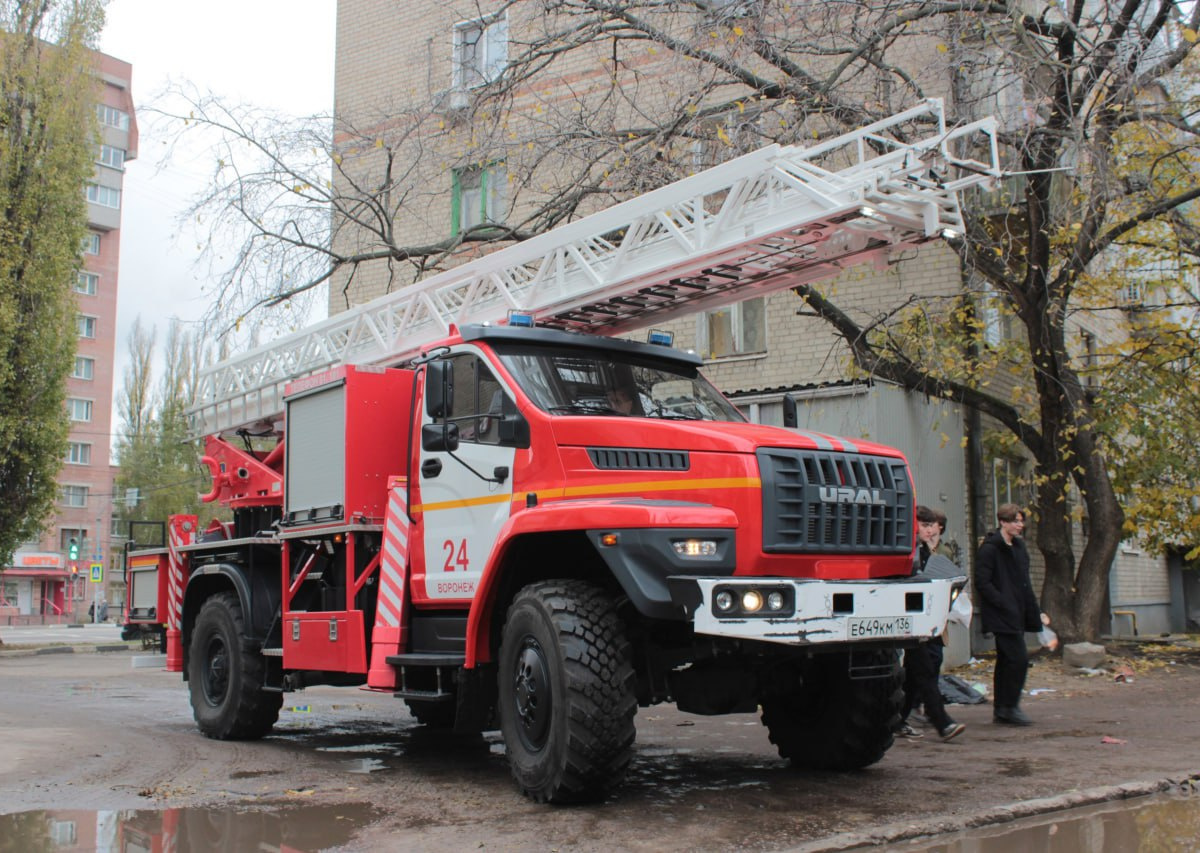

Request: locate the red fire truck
(127, 101), (997, 802)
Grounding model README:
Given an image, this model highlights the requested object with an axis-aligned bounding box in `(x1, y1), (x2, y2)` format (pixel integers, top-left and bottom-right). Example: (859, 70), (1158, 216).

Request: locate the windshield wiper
(548, 404), (628, 416)
(649, 411), (702, 420)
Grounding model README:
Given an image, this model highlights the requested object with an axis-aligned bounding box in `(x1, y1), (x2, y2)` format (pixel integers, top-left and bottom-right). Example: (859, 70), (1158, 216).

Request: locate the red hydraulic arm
(200, 434), (284, 508)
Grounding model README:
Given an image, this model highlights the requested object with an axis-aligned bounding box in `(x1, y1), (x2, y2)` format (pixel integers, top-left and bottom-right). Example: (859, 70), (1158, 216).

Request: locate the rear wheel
(498, 580), (636, 803)
(761, 650), (903, 770)
(188, 592), (282, 740)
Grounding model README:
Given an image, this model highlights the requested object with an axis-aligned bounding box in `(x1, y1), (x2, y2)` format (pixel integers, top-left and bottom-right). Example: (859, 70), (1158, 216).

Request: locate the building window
(77, 315), (96, 338)
(60, 485), (89, 508)
(96, 104), (129, 130)
(977, 279), (1013, 348)
(98, 144), (125, 169)
(82, 232), (101, 254)
(993, 457), (1024, 512)
(452, 164), (506, 234)
(67, 398), (93, 422)
(48, 820), (77, 846)
(66, 442), (92, 465)
(75, 272), (98, 295)
(1080, 330), (1098, 390)
(86, 184), (121, 209)
(72, 356), (94, 380)
(700, 297), (766, 359)
(453, 14), (508, 90)
(60, 528), (87, 551)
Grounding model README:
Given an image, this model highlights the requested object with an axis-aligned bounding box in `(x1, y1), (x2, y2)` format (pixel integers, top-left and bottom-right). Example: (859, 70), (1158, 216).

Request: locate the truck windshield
(496, 347), (746, 422)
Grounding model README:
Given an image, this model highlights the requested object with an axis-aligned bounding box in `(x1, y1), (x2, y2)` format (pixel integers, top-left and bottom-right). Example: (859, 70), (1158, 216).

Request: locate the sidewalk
(0, 622), (129, 655)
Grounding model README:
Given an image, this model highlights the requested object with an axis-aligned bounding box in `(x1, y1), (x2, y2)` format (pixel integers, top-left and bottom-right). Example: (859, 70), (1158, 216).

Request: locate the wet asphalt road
(2, 638), (1199, 851)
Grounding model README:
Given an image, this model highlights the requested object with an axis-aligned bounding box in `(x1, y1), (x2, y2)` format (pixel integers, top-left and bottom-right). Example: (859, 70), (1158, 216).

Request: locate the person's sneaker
(994, 706), (1033, 726)
(897, 723), (924, 739)
(938, 722), (966, 741)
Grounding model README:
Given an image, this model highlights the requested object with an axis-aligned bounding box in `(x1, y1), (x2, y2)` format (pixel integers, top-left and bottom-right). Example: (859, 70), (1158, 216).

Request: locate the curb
(788, 772), (1200, 851)
(1, 643), (137, 659)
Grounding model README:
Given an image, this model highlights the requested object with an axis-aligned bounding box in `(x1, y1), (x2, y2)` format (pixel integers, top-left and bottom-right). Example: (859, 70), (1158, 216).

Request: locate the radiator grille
(758, 448), (912, 553)
(588, 447), (690, 471)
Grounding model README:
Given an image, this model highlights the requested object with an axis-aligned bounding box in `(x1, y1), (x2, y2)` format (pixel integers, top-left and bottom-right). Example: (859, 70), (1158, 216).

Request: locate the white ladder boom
(190, 98), (999, 438)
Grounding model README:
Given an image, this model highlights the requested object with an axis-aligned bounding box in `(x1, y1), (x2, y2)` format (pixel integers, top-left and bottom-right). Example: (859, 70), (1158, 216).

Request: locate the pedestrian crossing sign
(89, 562), (103, 583)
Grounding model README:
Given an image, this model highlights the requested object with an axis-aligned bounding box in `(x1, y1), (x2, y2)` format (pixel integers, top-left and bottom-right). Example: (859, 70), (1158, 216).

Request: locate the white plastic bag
(948, 589), (973, 627)
(1038, 626), (1059, 651)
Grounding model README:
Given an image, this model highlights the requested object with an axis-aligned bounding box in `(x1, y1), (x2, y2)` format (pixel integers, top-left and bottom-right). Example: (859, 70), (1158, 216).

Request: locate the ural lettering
(817, 486), (887, 505)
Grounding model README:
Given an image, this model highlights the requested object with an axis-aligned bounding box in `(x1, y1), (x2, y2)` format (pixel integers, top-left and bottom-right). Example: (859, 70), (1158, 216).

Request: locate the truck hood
(551, 417), (904, 458)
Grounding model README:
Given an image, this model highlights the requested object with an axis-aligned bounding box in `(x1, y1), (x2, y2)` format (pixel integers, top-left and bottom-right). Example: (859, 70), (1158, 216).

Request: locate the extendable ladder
(189, 98), (1000, 438)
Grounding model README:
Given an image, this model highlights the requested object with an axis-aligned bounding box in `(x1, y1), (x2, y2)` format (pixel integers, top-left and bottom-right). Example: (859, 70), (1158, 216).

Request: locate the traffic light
(68, 537), (79, 560)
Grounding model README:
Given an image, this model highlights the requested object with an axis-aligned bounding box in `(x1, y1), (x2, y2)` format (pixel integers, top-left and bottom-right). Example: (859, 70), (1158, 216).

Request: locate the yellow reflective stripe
(414, 493), (514, 513)
(413, 476), (760, 513)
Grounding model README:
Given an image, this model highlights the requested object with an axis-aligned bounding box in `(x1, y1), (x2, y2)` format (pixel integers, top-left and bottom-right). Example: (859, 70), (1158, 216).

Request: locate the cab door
(416, 350), (518, 603)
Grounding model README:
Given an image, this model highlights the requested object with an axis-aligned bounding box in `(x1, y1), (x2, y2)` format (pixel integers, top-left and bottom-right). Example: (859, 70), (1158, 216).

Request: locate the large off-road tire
(498, 580), (637, 803)
(405, 698), (456, 728)
(761, 650), (903, 771)
(188, 592), (282, 740)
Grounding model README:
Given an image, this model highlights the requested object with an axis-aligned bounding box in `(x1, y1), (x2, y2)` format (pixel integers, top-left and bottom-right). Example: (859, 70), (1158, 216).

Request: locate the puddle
(0, 802), (380, 852)
(874, 791), (1200, 851)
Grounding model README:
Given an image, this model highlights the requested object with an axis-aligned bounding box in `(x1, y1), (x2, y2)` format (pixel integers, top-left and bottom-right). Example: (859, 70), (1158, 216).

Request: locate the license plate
(847, 616), (913, 639)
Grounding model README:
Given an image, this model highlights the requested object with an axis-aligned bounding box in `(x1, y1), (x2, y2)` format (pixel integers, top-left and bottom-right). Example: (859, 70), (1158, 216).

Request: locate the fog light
(742, 590), (763, 613)
(715, 590), (735, 611)
(767, 591), (785, 611)
(672, 539), (717, 558)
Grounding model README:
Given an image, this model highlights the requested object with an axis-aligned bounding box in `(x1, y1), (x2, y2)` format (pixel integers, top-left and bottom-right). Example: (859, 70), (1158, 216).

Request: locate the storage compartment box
(283, 365), (413, 527)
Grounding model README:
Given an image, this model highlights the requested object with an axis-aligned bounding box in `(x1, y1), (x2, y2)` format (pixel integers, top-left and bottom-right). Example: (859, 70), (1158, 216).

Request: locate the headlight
(711, 585), (795, 619)
(672, 539), (718, 558)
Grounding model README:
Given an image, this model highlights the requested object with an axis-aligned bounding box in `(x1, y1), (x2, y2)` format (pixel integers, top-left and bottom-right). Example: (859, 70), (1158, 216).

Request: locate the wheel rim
(201, 634), (230, 707)
(512, 637), (552, 750)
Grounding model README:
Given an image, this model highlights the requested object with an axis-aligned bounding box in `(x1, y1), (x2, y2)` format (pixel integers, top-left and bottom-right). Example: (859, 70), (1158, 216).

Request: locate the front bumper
(670, 575), (966, 646)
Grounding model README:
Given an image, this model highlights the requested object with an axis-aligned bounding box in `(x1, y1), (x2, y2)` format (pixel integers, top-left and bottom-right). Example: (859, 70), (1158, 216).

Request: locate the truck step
(392, 688), (455, 702)
(385, 652), (465, 668)
(261, 648), (284, 657)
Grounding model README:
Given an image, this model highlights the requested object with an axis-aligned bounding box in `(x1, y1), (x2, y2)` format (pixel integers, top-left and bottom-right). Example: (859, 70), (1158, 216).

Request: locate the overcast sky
(97, 0), (336, 443)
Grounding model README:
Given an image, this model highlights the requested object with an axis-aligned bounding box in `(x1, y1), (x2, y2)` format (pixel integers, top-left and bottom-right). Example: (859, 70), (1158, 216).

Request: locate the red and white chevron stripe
(166, 515), (196, 632)
(376, 482), (409, 628)
(367, 477), (410, 690)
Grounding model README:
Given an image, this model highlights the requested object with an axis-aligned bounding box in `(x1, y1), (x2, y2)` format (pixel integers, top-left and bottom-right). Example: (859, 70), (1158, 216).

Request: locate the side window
(444, 354), (509, 445)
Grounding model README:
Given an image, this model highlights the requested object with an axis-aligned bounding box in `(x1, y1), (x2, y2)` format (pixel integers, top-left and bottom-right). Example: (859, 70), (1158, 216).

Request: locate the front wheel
(498, 580), (636, 803)
(761, 650), (903, 771)
(188, 592), (282, 740)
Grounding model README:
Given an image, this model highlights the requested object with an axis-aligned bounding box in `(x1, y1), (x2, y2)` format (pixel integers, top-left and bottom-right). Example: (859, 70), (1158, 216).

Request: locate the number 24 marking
(442, 539), (469, 572)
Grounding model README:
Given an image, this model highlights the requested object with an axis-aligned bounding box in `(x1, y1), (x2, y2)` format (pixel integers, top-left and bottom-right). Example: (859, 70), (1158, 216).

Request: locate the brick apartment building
(325, 2), (1185, 644)
(1, 51), (136, 625)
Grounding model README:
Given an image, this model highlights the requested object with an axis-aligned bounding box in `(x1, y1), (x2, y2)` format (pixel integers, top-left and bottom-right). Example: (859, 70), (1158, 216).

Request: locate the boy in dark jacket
(975, 503), (1050, 725)
(897, 505), (965, 741)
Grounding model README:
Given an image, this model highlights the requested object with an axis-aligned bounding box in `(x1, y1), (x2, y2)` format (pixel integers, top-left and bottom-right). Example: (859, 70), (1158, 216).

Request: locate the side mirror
(782, 394), (798, 428)
(422, 421), (460, 453)
(425, 360), (454, 419)
(497, 413), (530, 447)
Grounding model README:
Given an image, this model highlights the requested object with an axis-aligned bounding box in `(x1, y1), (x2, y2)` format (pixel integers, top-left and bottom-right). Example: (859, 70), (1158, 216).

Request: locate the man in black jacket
(976, 503), (1050, 725)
